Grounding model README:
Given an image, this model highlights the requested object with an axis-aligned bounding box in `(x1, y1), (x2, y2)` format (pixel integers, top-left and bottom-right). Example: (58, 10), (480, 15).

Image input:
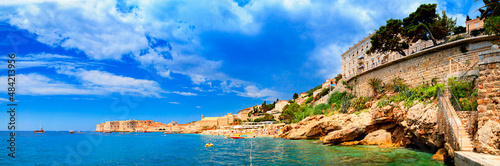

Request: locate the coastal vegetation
(306, 85), (322, 96)
(282, 76), (446, 125)
(448, 77), (478, 111)
(368, 78), (383, 95)
(253, 113), (276, 122)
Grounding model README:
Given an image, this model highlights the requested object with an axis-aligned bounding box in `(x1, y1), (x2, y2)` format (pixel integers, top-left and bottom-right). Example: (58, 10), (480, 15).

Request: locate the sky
(0, 0), (483, 131)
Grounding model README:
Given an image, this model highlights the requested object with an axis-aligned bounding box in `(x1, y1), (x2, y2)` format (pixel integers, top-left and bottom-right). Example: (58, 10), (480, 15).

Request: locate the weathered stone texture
(477, 62), (500, 129)
(475, 60), (500, 155)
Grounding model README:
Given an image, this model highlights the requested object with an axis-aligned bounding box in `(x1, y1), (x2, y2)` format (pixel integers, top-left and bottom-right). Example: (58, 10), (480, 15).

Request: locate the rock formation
(280, 100), (445, 155)
(474, 120), (500, 155)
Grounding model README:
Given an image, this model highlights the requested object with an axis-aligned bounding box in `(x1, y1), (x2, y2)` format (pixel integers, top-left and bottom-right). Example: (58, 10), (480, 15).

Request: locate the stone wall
(347, 38), (499, 97)
(477, 60), (500, 128)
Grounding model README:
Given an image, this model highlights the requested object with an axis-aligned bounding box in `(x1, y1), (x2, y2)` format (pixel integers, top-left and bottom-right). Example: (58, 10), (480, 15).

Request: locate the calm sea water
(1, 131), (445, 165)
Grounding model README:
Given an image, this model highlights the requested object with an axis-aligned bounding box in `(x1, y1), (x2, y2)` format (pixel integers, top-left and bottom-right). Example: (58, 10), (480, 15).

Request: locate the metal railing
(449, 87), (463, 111)
(437, 87), (462, 151)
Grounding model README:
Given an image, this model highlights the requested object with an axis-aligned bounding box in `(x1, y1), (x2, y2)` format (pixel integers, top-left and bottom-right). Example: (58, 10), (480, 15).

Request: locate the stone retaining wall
(347, 38), (499, 97)
(477, 59), (500, 128)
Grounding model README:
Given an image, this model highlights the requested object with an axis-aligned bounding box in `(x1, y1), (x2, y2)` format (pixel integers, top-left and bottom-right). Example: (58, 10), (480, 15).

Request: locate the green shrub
(351, 96), (369, 110)
(313, 103), (329, 115)
(306, 85), (322, 96)
(317, 88), (330, 99)
(377, 96), (390, 108)
(389, 77), (408, 92)
(449, 77), (477, 111)
(304, 105), (314, 117)
(368, 78), (383, 95)
(389, 83), (444, 108)
(355, 108), (369, 116)
(304, 96), (313, 104)
(328, 91), (346, 109)
(340, 97), (351, 113)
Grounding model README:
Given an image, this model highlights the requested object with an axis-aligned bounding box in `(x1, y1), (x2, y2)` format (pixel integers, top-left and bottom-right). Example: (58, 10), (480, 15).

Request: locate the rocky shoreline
(279, 99), (451, 161)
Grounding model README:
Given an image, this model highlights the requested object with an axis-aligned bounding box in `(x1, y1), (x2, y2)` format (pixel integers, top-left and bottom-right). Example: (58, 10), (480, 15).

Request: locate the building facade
(466, 18), (484, 34)
(197, 113), (237, 128)
(341, 32), (436, 81)
(237, 107), (252, 121)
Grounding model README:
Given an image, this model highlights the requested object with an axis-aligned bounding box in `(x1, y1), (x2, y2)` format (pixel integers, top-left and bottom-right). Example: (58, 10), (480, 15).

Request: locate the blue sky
(0, 0), (482, 131)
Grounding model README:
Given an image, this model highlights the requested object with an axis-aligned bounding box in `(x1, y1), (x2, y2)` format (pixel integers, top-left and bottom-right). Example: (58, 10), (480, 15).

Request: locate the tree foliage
(403, 4), (440, 45)
(280, 103), (300, 123)
(293, 93), (299, 99)
(485, 15), (500, 35)
(306, 85), (322, 96)
(334, 74), (342, 84)
(477, 0), (500, 19)
(431, 11), (457, 40)
(367, 19), (409, 57)
(453, 26), (466, 34)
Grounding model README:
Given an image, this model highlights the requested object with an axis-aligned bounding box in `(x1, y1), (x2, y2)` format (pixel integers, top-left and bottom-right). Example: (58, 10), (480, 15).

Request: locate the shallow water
(1, 131), (446, 165)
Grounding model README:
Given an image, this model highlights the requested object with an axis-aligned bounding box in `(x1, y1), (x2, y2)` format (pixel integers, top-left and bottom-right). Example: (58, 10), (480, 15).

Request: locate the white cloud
(0, 97), (11, 103)
(0, 73), (94, 95)
(7, 1), (149, 60)
(236, 85), (281, 101)
(0, 72), (167, 97)
(2, 0), (266, 96)
(170, 91), (197, 96)
(55, 66), (163, 97)
(196, 106), (201, 109)
(2, 0), (467, 99)
(309, 43), (349, 79)
(449, 13), (466, 27)
(169, 101), (180, 104)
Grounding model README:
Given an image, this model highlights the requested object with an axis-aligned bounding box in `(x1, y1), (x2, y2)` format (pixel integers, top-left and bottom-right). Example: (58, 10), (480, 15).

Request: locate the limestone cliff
(280, 100), (444, 153)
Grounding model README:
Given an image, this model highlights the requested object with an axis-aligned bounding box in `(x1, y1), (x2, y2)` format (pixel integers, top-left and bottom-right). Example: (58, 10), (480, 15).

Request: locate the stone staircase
(439, 89), (474, 152)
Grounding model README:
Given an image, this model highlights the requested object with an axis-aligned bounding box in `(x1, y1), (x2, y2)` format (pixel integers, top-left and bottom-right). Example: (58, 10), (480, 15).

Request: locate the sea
(1, 131), (446, 165)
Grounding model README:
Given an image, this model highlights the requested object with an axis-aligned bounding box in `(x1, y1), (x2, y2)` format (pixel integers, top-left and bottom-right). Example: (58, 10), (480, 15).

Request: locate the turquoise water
(1, 131), (445, 165)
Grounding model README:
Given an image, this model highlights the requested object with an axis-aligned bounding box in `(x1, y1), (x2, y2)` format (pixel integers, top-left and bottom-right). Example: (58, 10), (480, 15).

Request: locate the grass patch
(354, 108), (369, 116)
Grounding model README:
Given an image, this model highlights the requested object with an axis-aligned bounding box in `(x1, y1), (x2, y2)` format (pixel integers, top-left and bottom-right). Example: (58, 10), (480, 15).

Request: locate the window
(475, 23), (478, 28)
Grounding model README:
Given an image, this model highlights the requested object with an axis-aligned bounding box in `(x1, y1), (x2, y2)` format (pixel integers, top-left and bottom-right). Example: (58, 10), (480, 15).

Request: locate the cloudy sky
(0, 0), (482, 130)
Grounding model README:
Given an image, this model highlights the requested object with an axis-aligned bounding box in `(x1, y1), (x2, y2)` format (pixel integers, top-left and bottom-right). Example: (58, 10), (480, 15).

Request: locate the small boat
(229, 134), (245, 139)
(143, 131), (151, 133)
(205, 143), (214, 147)
(69, 130), (75, 134)
(103, 131), (112, 133)
(164, 131), (173, 134)
(77, 131), (84, 134)
(119, 132), (124, 134)
(33, 121), (45, 133)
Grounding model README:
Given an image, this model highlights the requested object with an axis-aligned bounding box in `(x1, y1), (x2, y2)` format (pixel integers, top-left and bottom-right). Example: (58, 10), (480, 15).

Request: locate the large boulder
(370, 105), (395, 123)
(284, 115), (344, 140)
(475, 120), (500, 155)
(323, 125), (366, 144)
(360, 129), (392, 145)
(403, 103), (438, 144)
(431, 148), (448, 161)
(322, 113), (373, 144)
